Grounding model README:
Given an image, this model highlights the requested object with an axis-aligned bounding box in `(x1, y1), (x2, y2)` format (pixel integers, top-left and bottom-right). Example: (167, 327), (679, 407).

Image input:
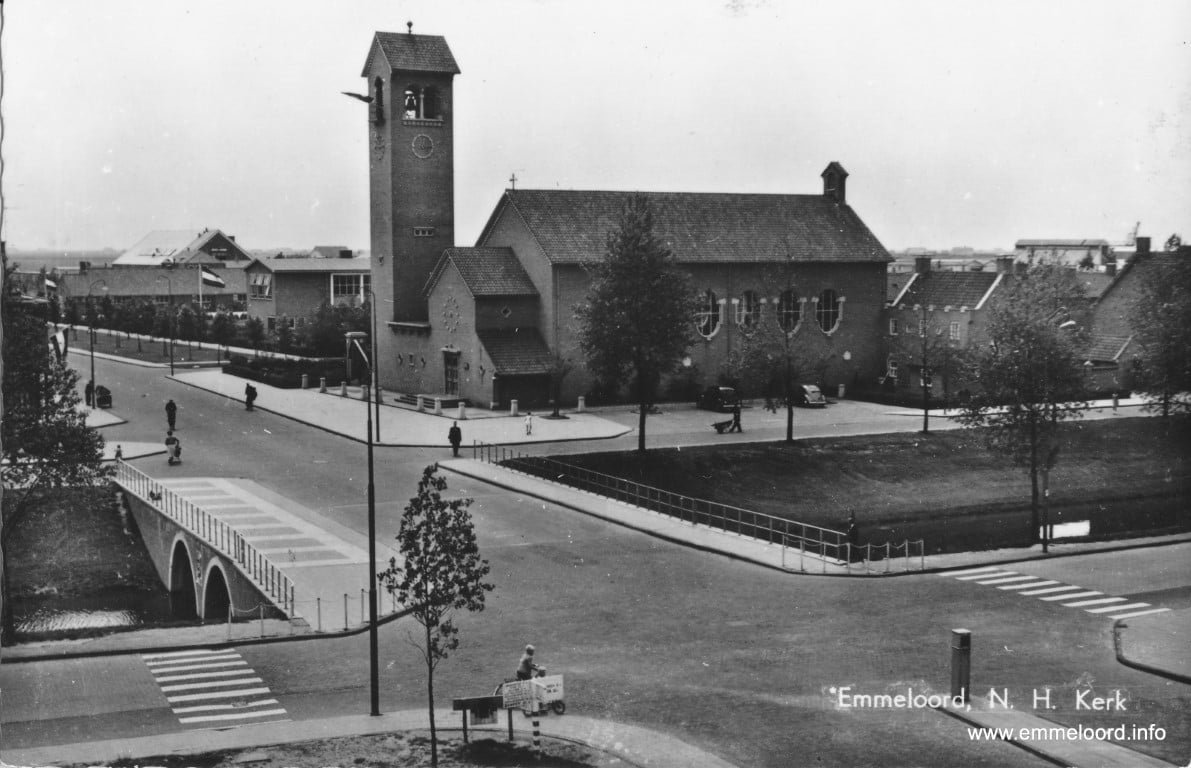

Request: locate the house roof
(485, 189), (892, 265)
(477, 328), (554, 376)
(1086, 334), (1132, 363)
(114, 229), (249, 266)
(363, 32), (460, 76)
(57, 264), (245, 297)
(245, 257), (370, 273)
(892, 271), (1000, 309)
(425, 248), (538, 298)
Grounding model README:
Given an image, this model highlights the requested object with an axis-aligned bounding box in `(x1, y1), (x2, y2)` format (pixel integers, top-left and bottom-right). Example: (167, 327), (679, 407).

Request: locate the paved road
(3, 355), (1188, 767)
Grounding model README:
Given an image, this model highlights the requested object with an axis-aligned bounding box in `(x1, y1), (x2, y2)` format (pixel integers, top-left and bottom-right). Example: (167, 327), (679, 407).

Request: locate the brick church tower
(361, 28), (459, 327)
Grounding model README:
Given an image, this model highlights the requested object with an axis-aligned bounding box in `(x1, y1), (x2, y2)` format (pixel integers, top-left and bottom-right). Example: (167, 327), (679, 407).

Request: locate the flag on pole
(44, 276), (58, 290)
(51, 328), (68, 360)
(200, 266), (226, 288)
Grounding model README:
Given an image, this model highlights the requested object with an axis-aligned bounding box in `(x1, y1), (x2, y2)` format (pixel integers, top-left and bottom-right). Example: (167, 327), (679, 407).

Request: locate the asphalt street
(2, 354), (1188, 768)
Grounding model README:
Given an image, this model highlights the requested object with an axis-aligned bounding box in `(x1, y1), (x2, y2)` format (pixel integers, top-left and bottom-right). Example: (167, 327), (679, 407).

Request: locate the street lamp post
(346, 330), (380, 717)
(156, 275), (175, 375)
(86, 279), (107, 408)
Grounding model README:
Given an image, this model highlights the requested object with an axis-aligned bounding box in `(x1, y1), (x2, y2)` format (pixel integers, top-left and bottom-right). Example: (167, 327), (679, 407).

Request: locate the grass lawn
(68, 326), (227, 365)
(517, 417), (1190, 554)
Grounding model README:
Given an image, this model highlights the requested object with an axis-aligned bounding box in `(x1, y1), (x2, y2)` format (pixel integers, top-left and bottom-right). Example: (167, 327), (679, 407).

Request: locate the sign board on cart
(501, 680), (538, 711)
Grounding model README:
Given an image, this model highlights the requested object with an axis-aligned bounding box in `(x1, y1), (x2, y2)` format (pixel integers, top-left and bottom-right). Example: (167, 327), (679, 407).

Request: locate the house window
(413, 227), (436, 237)
(777, 290), (801, 332)
(249, 273), (273, 299)
(736, 290), (760, 330)
(889, 318), (900, 335)
(949, 321), (961, 341)
(331, 274), (371, 306)
(695, 289), (721, 339)
(816, 289), (841, 333)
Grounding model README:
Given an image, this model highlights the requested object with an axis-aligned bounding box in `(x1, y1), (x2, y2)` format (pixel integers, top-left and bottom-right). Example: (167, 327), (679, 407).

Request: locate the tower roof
(362, 32), (460, 76)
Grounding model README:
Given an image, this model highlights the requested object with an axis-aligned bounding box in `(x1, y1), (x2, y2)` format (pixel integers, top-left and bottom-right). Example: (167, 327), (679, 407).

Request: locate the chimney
(820, 161), (848, 204)
(914, 256), (932, 274)
(1105, 261), (1117, 277)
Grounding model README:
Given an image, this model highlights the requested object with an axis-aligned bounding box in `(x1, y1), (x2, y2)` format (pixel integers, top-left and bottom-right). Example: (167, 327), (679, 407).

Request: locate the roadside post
(950, 628), (971, 704)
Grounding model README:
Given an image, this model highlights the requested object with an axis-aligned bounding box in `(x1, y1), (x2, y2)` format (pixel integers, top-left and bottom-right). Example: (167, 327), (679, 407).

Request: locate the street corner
(1114, 606), (1191, 683)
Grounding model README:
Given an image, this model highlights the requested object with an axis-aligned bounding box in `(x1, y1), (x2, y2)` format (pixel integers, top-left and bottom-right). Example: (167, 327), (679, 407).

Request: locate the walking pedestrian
(165, 431), (182, 466)
(524, 411), (533, 436)
(85, 379), (95, 407)
(448, 421), (463, 457)
(165, 399), (178, 430)
(245, 383), (257, 411)
(728, 403), (742, 433)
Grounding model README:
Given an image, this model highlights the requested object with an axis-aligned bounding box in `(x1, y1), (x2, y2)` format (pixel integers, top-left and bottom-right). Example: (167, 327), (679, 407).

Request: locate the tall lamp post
(156, 275), (175, 375)
(86, 279), (108, 408)
(345, 330), (379, 717)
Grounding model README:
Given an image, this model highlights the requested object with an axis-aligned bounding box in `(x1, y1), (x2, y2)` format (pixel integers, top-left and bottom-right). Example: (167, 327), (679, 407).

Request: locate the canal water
(12, 584), (198, 636)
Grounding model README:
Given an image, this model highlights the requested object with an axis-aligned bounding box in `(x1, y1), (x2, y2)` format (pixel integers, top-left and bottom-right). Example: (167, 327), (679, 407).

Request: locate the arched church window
(736, 290), (760, 331)
(371, 77), (385, 124)
(816, 289), (843, 333)
(695, 289), (721, 339)
(777, 290), (801, 332)
(403, 87), (418, 119)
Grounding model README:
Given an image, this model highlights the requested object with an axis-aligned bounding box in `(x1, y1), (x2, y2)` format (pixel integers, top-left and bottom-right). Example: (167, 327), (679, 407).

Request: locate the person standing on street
(85, 379), (95, 407)
(524, 411), (533, 436)
(245, 383), (257, 411)
(165, 399), (178, 431)
(165, 431), (182, 466)
(448, 421), (463, 457)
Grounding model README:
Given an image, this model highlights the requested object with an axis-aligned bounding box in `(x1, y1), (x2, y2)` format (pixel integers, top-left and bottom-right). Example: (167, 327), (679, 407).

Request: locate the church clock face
(371, 128), (386, 161)
(411, 134), (435, 159)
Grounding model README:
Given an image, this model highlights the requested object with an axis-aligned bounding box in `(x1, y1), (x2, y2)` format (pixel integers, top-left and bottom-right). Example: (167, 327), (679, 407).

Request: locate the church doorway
(443, 351), (460, 396)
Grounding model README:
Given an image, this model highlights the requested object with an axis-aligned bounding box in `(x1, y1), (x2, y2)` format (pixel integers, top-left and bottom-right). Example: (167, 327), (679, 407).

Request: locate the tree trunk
(426, 622), (438, 767)
(637, 400), (647, 453)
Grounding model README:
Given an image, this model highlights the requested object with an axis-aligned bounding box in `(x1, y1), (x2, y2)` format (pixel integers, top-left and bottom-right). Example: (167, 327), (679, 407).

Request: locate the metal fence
(115, 460), (296, 615)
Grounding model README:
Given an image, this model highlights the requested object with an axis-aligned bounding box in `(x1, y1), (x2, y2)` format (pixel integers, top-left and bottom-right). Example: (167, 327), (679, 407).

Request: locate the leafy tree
(176, 305), (198, 343)
(576, 195), (697, 451)
(377, 466), (493, 768)
(1127, 252), (1191, 417)
(276, 316), (294, 354)
(889, 303), (962, 432)
(245, 316), (266, 356)
(1164, 233), (1182, 252)
(209, 312), (237, 356)
(299, 301), (368, 357)
(956, 264), (1091, 551)
(2, 276), (111, 642)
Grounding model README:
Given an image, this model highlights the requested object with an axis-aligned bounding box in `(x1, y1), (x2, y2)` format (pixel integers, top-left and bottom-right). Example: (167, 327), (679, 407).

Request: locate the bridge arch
(202, 561), (232, 622)
(169, 537), (199, 620)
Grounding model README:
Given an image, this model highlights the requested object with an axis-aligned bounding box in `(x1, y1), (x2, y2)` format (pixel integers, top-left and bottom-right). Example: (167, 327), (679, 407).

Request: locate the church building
(361, 29), (893, 409)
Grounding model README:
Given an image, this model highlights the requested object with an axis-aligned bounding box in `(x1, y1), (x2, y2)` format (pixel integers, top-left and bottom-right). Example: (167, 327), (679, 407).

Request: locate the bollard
(320, 377), (327, 393)
(510, 398), (519, 416)
(838, 383), (846, 399)
(950, 629), (971, 704)
(360, 384), (369, 401)
(340, 381), (348, 397)
(434, 397), (442, 416)
(458, 403), (467, 420)
(577, 395), (585, 413)
(301, 373), (309, 389)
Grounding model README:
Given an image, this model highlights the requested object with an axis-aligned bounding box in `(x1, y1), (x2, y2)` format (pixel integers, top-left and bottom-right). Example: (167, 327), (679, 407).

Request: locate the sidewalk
(3, 708), (739, 768)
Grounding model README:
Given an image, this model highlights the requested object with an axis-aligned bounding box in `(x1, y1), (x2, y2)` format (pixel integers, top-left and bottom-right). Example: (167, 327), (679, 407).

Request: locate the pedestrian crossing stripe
(142, 648), (289, 728)
(945, 570), (1172, 621)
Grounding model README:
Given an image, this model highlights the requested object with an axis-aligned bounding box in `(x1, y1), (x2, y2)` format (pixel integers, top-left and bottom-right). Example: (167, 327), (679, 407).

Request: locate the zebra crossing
(945, 566), (1172, 621)
(142, 648), (289, 727)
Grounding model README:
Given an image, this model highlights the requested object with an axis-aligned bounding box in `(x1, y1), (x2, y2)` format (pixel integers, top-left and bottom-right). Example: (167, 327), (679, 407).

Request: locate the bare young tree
(377, 465), (494, 768)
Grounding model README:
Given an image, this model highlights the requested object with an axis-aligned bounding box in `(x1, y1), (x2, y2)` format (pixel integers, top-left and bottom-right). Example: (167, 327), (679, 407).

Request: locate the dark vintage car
(792, 383), (827, 407)
(697, 386), (740, 412)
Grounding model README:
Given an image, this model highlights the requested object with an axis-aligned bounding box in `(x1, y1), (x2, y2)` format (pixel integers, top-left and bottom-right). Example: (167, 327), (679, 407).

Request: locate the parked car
(792, 383), (827, 407)
(697, 386), (740, 412)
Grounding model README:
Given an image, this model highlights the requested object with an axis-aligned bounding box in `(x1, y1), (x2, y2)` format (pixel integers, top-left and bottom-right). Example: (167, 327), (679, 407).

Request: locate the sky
(1, 0), (1189, 254)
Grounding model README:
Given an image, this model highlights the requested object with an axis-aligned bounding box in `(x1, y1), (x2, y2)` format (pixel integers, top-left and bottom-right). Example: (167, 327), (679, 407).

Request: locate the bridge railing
(115, 460), (296, 615)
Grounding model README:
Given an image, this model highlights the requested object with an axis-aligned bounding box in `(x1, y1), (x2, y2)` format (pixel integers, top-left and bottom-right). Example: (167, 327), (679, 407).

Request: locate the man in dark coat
(448, 421), (463, 457)
(245, 383), (257, 411)
(165, 399), (177, 430)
